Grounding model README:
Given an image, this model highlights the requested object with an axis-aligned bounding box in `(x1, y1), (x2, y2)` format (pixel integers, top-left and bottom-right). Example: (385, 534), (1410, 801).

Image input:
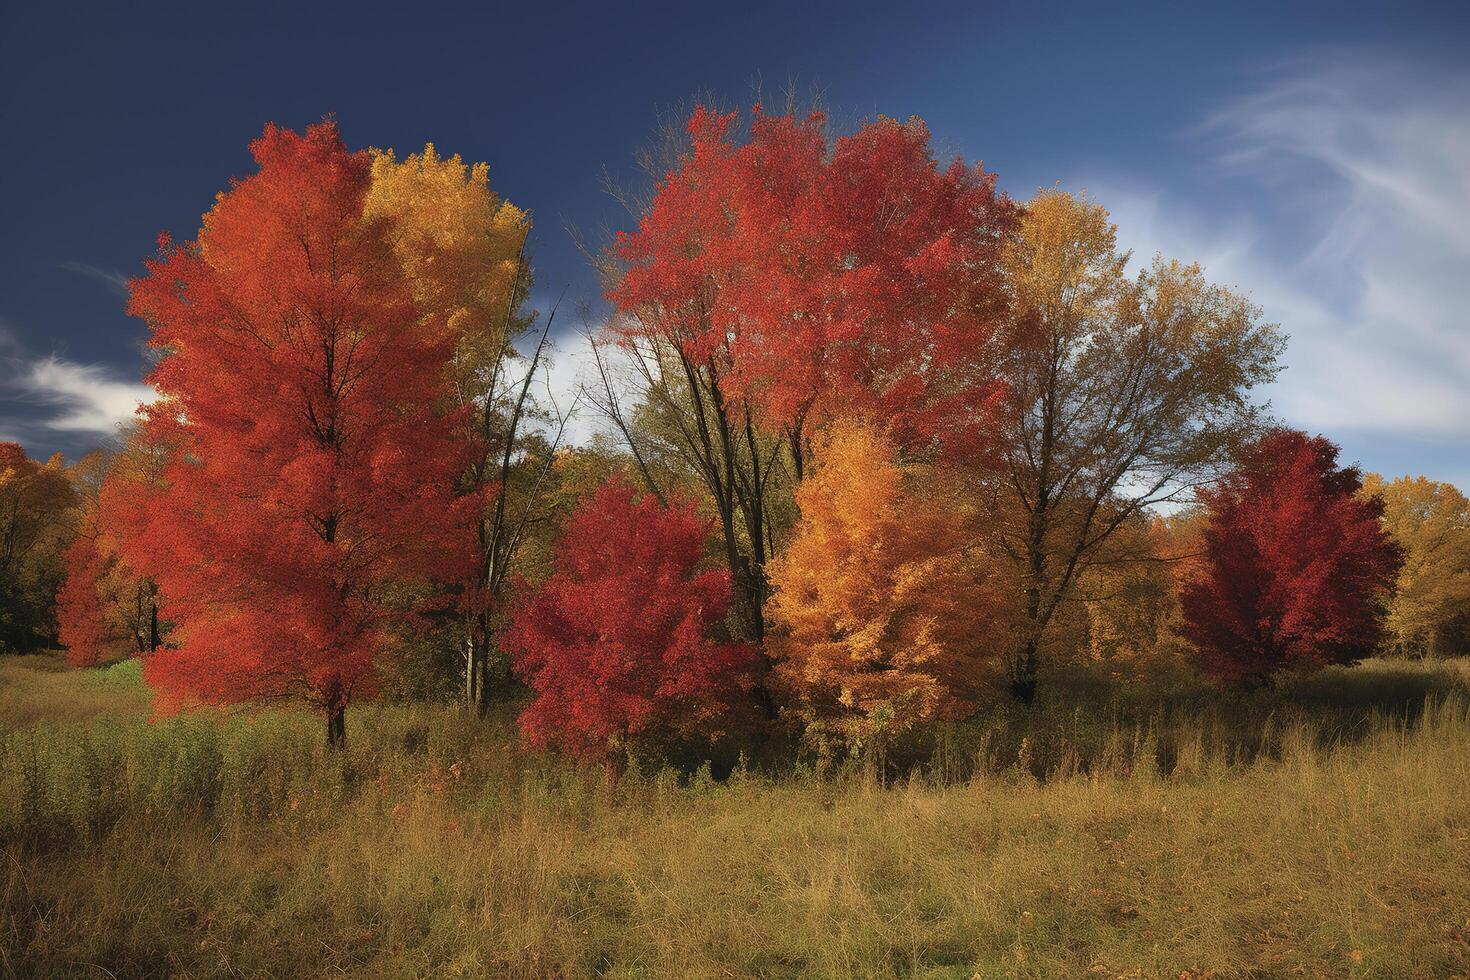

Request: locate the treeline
(3, 110), (1468, 772)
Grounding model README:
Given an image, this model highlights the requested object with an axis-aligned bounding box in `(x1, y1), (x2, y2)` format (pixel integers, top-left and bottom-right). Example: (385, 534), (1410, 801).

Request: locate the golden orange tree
(765, 420), (1011, 750)
(365, 143), (529, 382)
(1361, 473), (1470, 656)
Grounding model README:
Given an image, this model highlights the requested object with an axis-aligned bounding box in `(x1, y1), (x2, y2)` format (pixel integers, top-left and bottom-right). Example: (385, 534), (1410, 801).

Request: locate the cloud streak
(57, 261), (131, 297)
(12, 355), (152, 436)
(1090, 51), (1470, 448)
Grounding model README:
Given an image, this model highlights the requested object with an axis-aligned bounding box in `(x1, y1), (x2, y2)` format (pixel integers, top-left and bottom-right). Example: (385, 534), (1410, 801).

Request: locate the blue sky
(2, 0), (1466, 487)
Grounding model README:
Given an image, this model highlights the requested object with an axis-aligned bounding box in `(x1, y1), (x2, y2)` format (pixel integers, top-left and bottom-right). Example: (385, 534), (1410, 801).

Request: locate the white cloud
(1084, 51), (1470, 442)
(21, 356), (153, 434)
(540, 329), (612, 447)
(57, 261), (131, 297)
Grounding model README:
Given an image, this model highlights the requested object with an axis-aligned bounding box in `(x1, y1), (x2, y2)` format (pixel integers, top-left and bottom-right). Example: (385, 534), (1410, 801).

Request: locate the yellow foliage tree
(1361, 474), (1470, 656)
(990, 189), (1282, 702)
(765, 420), (1011, 748)
(364, 143), (531, 385)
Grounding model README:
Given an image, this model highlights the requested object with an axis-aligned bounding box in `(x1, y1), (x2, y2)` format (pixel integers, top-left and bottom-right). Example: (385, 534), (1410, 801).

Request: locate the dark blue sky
(3, 0), (1467, 485)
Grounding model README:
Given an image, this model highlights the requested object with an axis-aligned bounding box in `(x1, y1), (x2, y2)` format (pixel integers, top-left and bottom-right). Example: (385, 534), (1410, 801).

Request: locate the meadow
(4, 655), (1470, 978)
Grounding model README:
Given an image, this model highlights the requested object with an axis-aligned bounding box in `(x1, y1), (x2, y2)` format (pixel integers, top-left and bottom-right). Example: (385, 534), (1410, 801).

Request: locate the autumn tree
(364, 143), (568, 714)
(988, 190), (1284, 702)
(600, 105), (1016, 703)
(503, 476), (757, 776)
(122, 122), (472, 746)
(57, 444), (164, 667)
(1360, 473), (1470, 657)
(0, 442), (78, 652)
(766, 420), (1010, 752)
(1181, 430), (1401, 685)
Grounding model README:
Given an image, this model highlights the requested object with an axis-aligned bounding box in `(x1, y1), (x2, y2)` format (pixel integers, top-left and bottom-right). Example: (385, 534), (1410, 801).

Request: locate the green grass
(4, 655), (1470, 977)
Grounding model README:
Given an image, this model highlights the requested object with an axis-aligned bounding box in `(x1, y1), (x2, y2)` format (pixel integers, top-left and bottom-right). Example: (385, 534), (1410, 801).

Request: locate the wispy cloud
(57, 261), (131, 297)
(1088, 51), (1470, 446)
(16, 356), (152, 434)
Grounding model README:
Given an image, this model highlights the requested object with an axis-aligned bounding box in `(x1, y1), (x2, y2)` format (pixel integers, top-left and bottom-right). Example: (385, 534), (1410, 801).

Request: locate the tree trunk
(149, 601), (160, 652)
(465, 633), (480, 709)
(466, 622), (495, 717)
(326, 700), (346, 749)
(1010, 638), (1040, 706)
(475, 639), (491, 718)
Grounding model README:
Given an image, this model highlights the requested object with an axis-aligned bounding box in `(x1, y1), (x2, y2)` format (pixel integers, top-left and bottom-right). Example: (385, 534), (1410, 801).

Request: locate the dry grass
(3, 654), (1470, 977)
(0, 655), (151, 728)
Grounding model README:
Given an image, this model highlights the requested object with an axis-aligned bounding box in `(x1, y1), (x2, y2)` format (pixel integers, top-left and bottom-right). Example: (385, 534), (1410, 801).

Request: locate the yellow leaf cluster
(1002, 188), (1126, 326)
(1080, 512), (1201, 675)
(364, 144), (531, 390)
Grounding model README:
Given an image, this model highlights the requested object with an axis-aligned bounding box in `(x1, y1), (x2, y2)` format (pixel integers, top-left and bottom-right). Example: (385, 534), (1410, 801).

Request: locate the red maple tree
(610, 106), (1018, 461)
(503, 476), (757, 768)
(122, 122), (473, 744)
(1181, 429), (1402, 685)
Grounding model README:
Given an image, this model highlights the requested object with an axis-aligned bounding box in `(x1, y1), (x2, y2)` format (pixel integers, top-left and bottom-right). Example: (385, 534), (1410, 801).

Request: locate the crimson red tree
(611, 106), (1018, 465)
(123, 122), (473, 745)
(1181, 429), (1401, 685)
(503, 476), (756, 771)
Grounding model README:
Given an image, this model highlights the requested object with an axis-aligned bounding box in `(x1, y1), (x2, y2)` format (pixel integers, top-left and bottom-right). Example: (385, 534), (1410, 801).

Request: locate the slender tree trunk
(148, 601), (160, 652)
(466, 615), (496, 717)
(788, 424), (805, 484)
(465, 632), (481, 710)
(326, 701), (346, 749)
(475, 630), (491, 718)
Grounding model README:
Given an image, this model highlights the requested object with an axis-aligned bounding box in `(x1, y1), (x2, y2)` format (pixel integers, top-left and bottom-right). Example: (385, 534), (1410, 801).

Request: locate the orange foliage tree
(57, 445), (165, 667)
(765, 420), (1011, 750)
(122, 122), (473, 745)
(55, 515), (112, 667)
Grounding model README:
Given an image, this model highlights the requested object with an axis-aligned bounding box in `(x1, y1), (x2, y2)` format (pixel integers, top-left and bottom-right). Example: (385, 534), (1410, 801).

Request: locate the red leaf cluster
(56, 517), (111, 667)
(1181, 430), (1402, 684)
(504, 477), (757, 760)
(609, 107), (1018, 455)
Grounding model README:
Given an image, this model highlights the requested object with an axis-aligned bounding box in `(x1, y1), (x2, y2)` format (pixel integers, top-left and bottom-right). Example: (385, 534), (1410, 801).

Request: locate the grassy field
(4, 656), (1470, 977)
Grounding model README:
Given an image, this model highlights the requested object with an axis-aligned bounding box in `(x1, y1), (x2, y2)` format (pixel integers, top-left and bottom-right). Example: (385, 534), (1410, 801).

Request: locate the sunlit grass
(3, 655), (1470, 976)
